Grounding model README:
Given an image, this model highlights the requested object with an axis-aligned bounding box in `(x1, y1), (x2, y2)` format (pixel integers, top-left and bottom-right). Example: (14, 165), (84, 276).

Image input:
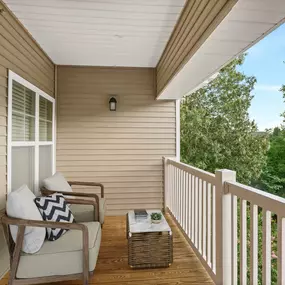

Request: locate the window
(8, 71), (55, 195)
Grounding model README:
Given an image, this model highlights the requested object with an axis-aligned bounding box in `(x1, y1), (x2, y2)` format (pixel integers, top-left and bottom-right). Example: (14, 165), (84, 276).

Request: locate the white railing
(163, 157), (285, 285)
(226, 181), (285, 285)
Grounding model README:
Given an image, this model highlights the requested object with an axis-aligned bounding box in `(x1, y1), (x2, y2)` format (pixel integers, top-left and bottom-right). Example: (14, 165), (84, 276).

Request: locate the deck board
(0, 214), (214, 285)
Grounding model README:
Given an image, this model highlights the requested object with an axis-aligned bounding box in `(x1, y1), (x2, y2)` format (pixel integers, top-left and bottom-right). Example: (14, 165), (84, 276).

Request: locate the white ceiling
(3, 0), (186, 67)
(158, 0), (285, 99)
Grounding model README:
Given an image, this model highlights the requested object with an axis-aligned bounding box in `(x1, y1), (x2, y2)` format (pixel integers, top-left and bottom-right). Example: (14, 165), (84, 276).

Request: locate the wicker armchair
(41, 181), (106, 225)
(1, 196), (101, 285)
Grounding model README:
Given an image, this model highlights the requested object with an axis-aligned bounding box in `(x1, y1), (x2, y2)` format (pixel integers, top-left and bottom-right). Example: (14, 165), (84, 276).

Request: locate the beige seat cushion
(16, 222), (101, 279)
(70, 198), (106, 224)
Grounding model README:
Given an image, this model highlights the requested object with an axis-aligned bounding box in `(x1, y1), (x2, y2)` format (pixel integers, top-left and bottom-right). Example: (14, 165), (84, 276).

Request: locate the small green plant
(151, 212), (162, 221)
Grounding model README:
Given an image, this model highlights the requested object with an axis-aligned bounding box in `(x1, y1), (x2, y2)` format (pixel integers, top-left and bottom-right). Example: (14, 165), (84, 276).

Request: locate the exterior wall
(0, 1), (55, 277)
(0, 1), (55, 209)
(156, 0), (237, 96)
(57, 66), (176, 215)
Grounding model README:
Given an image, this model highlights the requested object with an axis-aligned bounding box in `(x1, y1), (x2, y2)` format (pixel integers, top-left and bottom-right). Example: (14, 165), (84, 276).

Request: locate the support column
(215, 169), (236, 284)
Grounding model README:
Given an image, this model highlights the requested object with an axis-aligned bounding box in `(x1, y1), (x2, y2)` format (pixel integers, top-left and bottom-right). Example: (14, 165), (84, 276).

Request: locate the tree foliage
(181, 55), (269, 184)
(253, 127), (285, 197)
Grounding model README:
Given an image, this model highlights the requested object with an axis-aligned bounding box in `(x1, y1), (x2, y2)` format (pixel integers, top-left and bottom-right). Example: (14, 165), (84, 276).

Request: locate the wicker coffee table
(126, 210), (173, 269)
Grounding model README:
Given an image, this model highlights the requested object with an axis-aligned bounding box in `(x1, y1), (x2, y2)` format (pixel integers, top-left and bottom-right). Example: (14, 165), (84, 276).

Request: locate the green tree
(253, 127), (285, 197)
(180, 55), (269, 184)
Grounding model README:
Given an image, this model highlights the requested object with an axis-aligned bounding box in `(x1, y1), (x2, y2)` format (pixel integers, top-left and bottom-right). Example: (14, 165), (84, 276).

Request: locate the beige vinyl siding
(0, 2), (55, 277)
(156, 0), (237, 95)
(0, 1), (55, 208)
(57, 66), (176, 216)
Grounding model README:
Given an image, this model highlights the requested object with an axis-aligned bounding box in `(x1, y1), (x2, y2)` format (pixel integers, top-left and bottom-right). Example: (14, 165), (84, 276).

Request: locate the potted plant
(151, 212), (162, 224)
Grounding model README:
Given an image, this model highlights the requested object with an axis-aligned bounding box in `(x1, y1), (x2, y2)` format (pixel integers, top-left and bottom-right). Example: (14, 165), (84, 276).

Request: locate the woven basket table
(126, 210), (173, 269)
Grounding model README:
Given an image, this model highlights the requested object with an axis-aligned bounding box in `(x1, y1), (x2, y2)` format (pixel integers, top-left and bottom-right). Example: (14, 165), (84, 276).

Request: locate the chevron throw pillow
(34, 193), (75, 241)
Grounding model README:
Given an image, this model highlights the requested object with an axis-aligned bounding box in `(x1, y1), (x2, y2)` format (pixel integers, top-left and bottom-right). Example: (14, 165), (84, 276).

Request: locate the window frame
(7, 70), (56, 194)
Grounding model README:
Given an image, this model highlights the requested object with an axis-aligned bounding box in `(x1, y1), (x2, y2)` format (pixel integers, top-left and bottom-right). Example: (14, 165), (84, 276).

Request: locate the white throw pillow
(6, 185), (46, 254)
(43, 172), (72, 192)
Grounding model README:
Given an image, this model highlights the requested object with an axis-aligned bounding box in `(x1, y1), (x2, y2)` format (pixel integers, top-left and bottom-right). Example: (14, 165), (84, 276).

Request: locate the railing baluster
(185, 172), (189, 236)
(173, 167), (175, 216)
(262, 209), (271, 285)
(194, 176), (199, 248)
(207, 182), (212, 266)
(240, 199), (247, 285)
(171, 165), (175, 213)
(178, 169), (182, 222)
(199, 178), (202, 253)
(191, 174), (194, 241)
(250, 203), (258, 285)
(212, 184), (216, 273)
(232, 195), (237, 285)
(202, 180), (206, 258)
(184, 171), (187, 230)
(278, 216), (285, 285)
(187, 173), (191, 238)
(182, 170), (185, 229)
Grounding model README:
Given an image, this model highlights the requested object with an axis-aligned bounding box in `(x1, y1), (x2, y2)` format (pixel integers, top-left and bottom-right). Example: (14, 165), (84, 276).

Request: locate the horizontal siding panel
(57, 149), (175, 155)
(58, 122), (175, 129)
(57, 66), (176, 214)
(57, 127), (175, 134)
(59, 165), (162, 172)
(106, 204), (162, 211)
(157, 0), (236, 95)
(0, 107), (6, 117)
(58, 111), (175, 118)
(63, 171), (162, 178)
(0, 66), (7, 77)
(64, 176), (162, 183)
(72, 182), (163, 189)
(2, 10), (54, 70)
(106, 192), (162, 199)
(57, 160), (163, 167)
(0, 127), (6, 136)
(57, 138), (175, 144)
(0, 29), (54, 87)
(57, 154), (173, 161)
(0, 2), (55, 223)
(57, 133), (175, 139)
(0, 44), (53, 95)
(0, 20), (54, 78)
(57, 144), (174, 150)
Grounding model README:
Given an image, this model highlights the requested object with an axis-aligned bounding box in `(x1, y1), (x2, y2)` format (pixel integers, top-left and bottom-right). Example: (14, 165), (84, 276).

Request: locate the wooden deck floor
(1, 214), (214, 285)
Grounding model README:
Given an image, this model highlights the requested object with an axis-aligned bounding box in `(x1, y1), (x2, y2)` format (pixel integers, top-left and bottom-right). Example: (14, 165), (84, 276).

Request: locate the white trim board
(158, 0), (285, 99)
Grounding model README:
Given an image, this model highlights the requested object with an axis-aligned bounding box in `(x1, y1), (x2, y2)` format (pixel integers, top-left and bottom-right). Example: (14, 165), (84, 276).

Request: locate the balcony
(1, 0), (285, 284)
(2, 158), (285, 284)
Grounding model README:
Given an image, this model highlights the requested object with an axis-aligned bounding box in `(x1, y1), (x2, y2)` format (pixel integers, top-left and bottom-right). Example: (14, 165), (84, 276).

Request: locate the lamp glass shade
(109, 97), (117, 111)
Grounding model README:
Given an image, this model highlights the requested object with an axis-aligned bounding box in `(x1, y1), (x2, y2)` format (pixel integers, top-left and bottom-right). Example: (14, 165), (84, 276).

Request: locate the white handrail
(226, 181), (285, 217)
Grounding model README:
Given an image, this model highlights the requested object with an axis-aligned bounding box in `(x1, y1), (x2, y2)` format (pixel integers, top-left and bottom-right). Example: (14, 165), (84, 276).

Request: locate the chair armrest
(68, 181), (104, 198)
(1, 215), (88, 231)
(1, 215), (89, 281)
(41, 188), (100, 222)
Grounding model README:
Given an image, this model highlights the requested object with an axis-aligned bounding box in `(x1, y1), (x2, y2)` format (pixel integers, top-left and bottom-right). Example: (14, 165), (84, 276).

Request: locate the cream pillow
(43, 172), (72, 192)
(6, 185), (46, 254)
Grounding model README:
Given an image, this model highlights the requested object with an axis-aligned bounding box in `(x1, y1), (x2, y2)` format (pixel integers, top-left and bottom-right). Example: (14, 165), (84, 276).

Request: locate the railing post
(215, 169), (236, 285)
(163, 157), (168, 213)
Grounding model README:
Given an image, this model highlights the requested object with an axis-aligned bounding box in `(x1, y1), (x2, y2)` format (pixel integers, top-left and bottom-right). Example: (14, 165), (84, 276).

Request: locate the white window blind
(12, 80), (36, 141)
(39, 96), (53, 141)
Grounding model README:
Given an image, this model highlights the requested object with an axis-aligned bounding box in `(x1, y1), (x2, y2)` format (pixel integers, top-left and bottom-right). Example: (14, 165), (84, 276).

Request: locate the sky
(238, 23), (285, 131)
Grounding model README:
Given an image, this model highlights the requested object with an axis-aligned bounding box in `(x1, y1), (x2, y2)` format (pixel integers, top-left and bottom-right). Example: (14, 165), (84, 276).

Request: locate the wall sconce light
(109, 96), (117, 111)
